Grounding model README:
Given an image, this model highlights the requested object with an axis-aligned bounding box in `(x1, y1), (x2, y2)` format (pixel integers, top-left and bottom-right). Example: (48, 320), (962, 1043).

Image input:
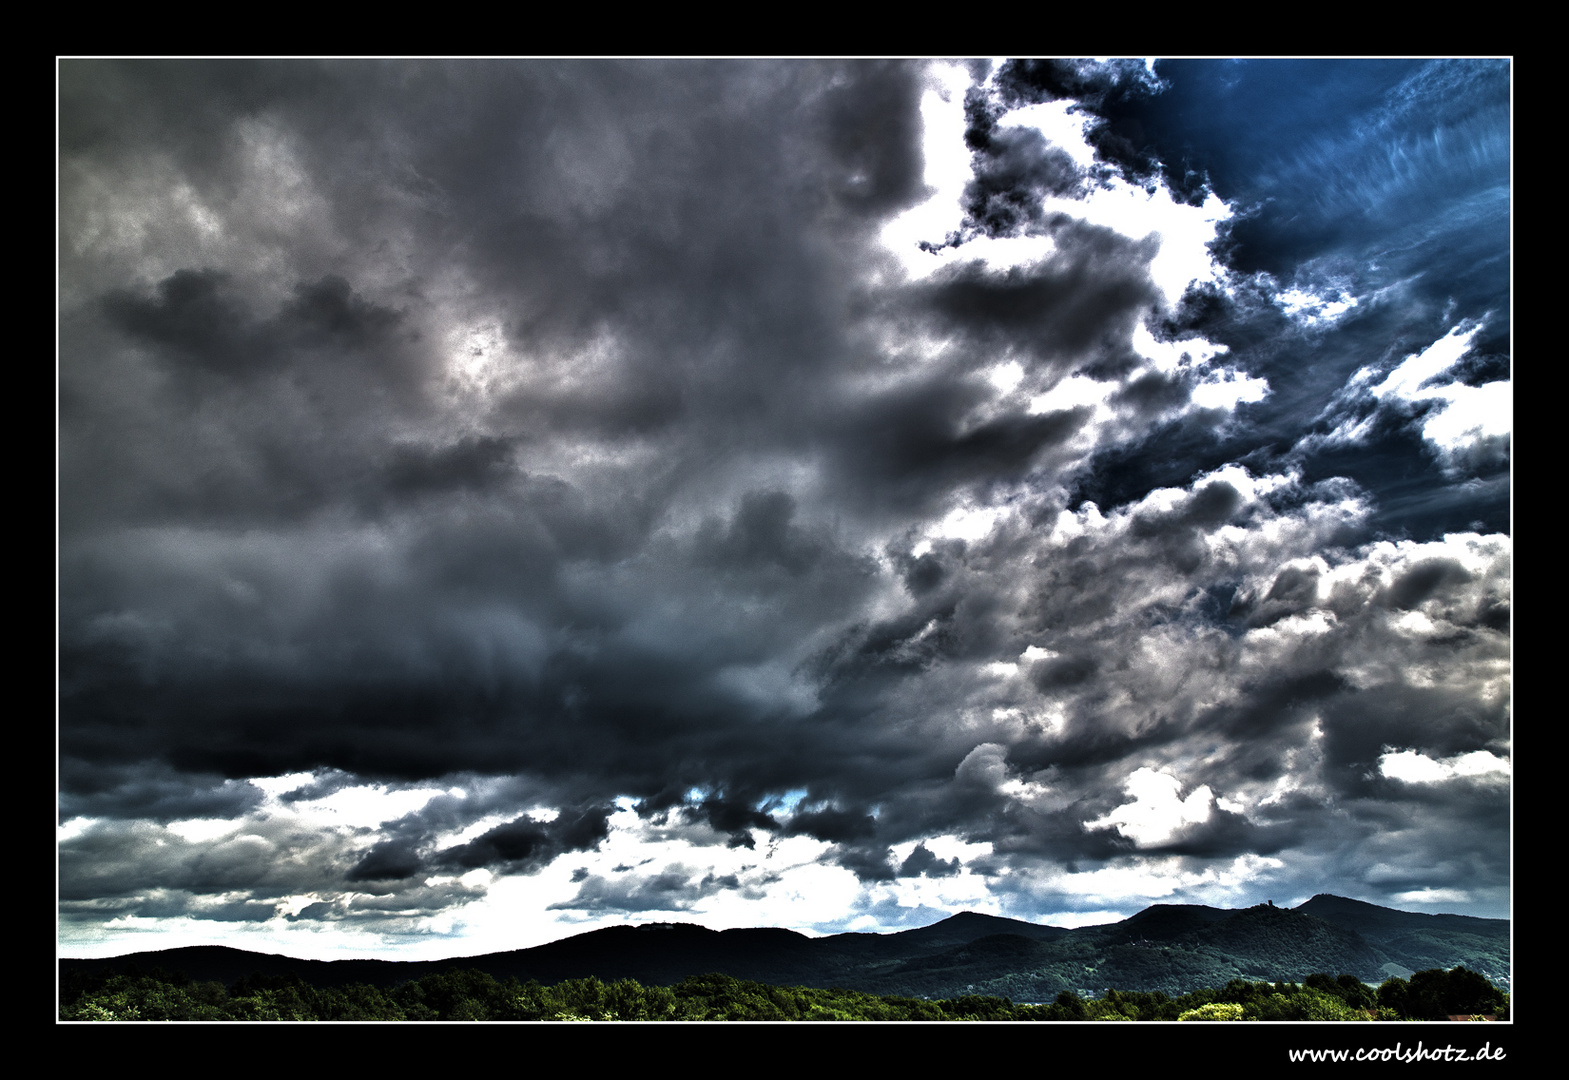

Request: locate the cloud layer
(59, 59), (1509, 958)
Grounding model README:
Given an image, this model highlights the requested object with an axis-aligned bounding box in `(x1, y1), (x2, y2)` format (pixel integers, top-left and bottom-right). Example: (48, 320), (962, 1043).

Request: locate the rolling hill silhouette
(60, 894), (1507, 1002)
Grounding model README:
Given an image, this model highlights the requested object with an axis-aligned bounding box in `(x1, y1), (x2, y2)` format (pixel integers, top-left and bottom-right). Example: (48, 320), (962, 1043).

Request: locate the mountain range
(60, 894), (1507, 1003)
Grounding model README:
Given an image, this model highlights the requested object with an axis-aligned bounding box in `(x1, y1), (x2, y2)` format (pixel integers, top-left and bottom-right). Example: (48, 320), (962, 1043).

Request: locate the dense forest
(60, 964), (1507, 1022)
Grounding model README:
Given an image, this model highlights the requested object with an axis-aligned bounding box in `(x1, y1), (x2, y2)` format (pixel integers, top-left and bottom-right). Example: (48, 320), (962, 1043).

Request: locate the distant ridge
(1292, 894), (1510, 990)
(1296, 893), (1504, 935)
(1116, 903), (1232, 941)
(61, 895), (1507, 1002)
(883, 910), (1072, 949)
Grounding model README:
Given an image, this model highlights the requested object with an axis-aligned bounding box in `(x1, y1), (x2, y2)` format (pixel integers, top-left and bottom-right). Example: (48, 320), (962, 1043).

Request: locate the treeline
(59, 965), (1507, 1022)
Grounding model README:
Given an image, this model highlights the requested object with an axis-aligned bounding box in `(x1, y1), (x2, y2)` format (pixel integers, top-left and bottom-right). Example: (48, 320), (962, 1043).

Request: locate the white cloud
(1418, 379), (1511, 459)
(1072, 185), (1231, 307)
(882, 63), (1232, 313)
(1276, 285), (1358, 326)
(1391, 887), (1471, 905)
(1085, 767), (1216, 847)
(1028, 373), (1115, 416)
(164, 818), (243, 843)
(929, 502), (1009, 544)
(878, 62), (982, 281)
(1132, 323), (1228, 374)
(1323, 324), (1508, 471)
(1190, 368), (1270, 411)
(1370, 325), (1480, 401)
(986, 360), (1026, 395)
(1378, 748), (1510, 785)
(996, 100), (1099, 169)
(1030, 852), (1285, 908)
(281, 780), (447, 830)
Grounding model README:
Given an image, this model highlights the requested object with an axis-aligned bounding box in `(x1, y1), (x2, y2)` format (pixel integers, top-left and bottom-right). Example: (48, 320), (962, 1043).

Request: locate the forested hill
(60, 895), (1507, 1002)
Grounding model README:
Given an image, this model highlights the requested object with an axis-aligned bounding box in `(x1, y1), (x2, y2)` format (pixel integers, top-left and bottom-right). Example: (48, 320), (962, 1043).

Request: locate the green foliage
(1179, 1002), (1245, 1021)
(59, 972), (231, 1021)
(58, 961), (1505, 1022)
(1403, 966), (1506, 1020)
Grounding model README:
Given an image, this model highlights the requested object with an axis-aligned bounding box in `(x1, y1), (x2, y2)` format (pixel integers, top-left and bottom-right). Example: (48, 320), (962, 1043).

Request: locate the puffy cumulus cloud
(60, 60), (1508, 957)
(784, 470), (1506, 900)
(953, 743), (1071, 812)
(1085, 767), (1217, 847)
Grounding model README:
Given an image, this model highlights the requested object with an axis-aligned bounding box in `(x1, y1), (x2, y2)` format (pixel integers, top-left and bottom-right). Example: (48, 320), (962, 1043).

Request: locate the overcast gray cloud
(59, 59), (1508, 959)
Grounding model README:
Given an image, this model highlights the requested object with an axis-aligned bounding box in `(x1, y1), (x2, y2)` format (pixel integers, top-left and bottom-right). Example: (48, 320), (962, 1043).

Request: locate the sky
(58, 58), (1511, 962)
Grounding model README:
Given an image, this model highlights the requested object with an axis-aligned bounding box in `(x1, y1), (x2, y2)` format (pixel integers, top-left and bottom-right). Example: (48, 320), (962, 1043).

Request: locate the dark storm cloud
(555, 865), (753, 913)
(58, 762), (264, 824)
(430, 803), (614, 874)
(60, 876), (493, 933)
(102, 269), (264, 373)
(682, 795), (780, 848)
(955, 125), (1084, 239)
(835, 384), (1091, 509)
(696, 491), (828, 577)
(60, 814), (353, 902)
(103, 269), (409, 377)
(347, 840), (426, 883)
(831, 844), (901, 883)
(784, 805), (878, 845)
(960, 59), (1170, 202)
(341, 781), (622, 883)
(898, 842), (960, 878)
(925, 223), (1160, 364)
(59, 59), (1508, 953)
(813, 482), (1507, 888)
